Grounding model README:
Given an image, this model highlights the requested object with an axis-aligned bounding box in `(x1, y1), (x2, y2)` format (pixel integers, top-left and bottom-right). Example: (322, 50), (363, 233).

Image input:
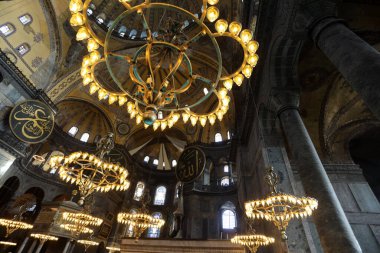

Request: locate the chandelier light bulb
(206, 6), (219, 22)
(182, 112), (190, 123)
(247, 54), (259, 67)
(223, 79), (233, 90)
(242, 65), (253, 78)
(118, 96), (127, 106)
(190, 115), (198, 126)
(108, 94), (118, 105)
(208, 114), (216, 125)
(89, 83), (99, 94)
(229, 21), (242, 36)
(199, 116), (207, 127)
(233, 74), (244, 86)
(215, 19), (228, 34)
(161, 121), (168, 131)
(98, 89), (108, 100)
(83, 74), (93, 86)
(216, 110), (224, 121)
(136, 115), (143, 124)
(90, 51), (101, 64)
(240, 29), (253, 44)
(70, 13), (84, 26)
(69, 0), (83, 13)
(207, 0), (219, 5)
(76, 27), (90, 41)
(81, 66), (90, 77)
(82, 55), (91, 67)
(247, 41), (259, 54)
(222, 96), (231, 107)
(87, 38), (99, 52)
(218, 88), (228, 99)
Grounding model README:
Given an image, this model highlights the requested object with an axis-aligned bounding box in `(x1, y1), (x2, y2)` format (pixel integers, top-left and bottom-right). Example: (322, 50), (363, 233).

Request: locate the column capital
(269, 88), (300, 116)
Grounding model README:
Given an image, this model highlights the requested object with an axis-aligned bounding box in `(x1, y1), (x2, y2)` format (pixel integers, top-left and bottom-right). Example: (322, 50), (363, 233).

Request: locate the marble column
(16, 237), (29, 253)
(26, 240), (37, 253)
(271, 90), (362, 252)
(34, 241), (45, 253)
(310, 17), (380, 118)
(62, 239), (72, 253)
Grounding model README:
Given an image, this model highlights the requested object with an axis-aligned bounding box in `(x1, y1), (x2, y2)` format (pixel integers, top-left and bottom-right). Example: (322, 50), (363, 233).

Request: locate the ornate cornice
(0, 131), (28, 158)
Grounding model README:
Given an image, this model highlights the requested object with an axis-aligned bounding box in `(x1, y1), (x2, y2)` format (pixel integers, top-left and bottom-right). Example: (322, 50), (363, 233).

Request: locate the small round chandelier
(0, 218), (33, 237)
(30, 233), (59, 242)
(0, 241), (17, 246)
(69, 0), (259, 129)
(106, 246), (121, 252)
(117, 212), (165, 240)
(231, 234), (275, 253)
(245, 167), (318, 240)
(49, 133), (130, 205)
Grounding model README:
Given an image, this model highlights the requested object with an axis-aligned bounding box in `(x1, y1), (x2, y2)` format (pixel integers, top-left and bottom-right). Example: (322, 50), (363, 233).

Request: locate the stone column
(26, 240), (37, 253)
(62, 240), (72, 253)
(34, 240), (46, 253)
(310, 17), (380, 119)
(271, 90), (362, 252)
(16, 237), (29, 253)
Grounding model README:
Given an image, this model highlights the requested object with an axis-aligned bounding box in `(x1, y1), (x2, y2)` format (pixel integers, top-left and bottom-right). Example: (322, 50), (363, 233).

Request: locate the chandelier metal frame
(0, 241), (17, 246)
(245, 167), (318, 240)
(60, 223), (94, 235)
(69, 0), (259, 129)
(49, 133), (130, 205)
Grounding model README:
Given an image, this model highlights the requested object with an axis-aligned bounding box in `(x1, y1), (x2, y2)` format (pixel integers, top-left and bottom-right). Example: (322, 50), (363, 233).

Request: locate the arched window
(172, 160), (177, 167)
(118, 26), (127, 37)
(16, 43), (30, 56)
(140, 31), (147, 39)
(87, 8), (93, 16)
(96, 13), (106, 24)
(144, 156), (150, 163)
(224, 165), (229, 173)
(147, 212), (162, 238)
(221, 177), (230, 186)
(222, 209), (236, 229)
(154, 186), (166, 205)
(19, 14), (32, 25)
(129, 29), (137, 39)
(227, 131), (231, 140)
(153, 159), (158, 166)
(80, 133), (90, 142)
(215, 133), (222, 142)
(68, 126), (78, 136)
(0, 23), (15, 36)
(133, 182), (145, 201)
(203, 88), (208, 95)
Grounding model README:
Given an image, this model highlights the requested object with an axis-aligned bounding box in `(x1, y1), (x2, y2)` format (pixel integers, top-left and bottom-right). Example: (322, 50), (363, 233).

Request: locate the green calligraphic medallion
(176, 147), (206, 183)
(9, 100), (54, 144)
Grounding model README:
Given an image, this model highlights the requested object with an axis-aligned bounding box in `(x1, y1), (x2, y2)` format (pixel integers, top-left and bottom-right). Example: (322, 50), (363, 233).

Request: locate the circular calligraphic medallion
(176, 147), (206, 183)
(9, 100), (54, 144)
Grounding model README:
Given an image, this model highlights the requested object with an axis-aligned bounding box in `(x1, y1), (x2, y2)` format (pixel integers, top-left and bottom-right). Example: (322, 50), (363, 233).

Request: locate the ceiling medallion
(49, 133), (130, 206)
(245, 167), (318, 240)
(69, 0), (259, 130)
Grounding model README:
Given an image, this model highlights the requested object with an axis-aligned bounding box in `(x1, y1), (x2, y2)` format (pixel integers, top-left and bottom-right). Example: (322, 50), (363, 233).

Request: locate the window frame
(68, 126), (79, 137)
(153, 185), (167, 206)
(80, 133), (90, 142)
(16, 43), (30, 56)
(18, 14), (33, 25)
(221, 209), (236, 230)
(215, 133), (222, 142)
(146, 212), (163, 238)
(133, 181), (145, 201)
(0, 23), (15, 37)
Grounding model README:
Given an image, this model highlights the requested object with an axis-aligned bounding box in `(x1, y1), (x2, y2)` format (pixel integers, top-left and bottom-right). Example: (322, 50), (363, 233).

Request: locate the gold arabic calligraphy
(177, 149), (205, 182)
(13, 104), (53, 139)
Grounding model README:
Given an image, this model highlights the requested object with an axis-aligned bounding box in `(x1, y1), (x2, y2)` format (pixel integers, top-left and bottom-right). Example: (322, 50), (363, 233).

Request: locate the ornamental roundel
(176, 146), (206, 183)
(9, 100), (54, 144)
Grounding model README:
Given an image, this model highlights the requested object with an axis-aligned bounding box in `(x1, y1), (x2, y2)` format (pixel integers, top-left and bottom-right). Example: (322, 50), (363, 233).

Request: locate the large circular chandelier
(69, 0), (259, 129)
(245, 167), (318, 240)
(49, 133), (130, 205)
(0, 218), (33, 237)
(117, 212), (165, 240)
(62, 212), (103, 227)
(231, 234), (275, 253)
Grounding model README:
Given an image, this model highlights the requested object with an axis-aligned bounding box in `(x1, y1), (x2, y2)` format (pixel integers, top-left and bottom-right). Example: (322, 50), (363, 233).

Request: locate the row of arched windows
(133, 182), (168, 206)
(68, 126), (90, 142)
(143, 156), (177, 168)
(0, 14), (32, 56)
(214, 131), (231, 142)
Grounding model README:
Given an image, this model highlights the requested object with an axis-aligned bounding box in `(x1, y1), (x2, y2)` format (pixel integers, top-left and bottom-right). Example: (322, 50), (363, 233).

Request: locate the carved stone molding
(269, 87), (300, 115)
